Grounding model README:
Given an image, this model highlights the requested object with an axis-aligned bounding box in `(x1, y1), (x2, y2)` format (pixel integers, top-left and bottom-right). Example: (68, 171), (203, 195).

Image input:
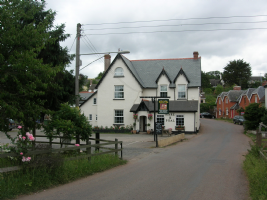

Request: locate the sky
(44, 0), (267, 79)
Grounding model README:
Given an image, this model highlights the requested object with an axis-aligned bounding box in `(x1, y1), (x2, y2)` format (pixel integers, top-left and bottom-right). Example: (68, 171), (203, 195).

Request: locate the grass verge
(243, 144), (267, 200)
(0, 154), (126, 199)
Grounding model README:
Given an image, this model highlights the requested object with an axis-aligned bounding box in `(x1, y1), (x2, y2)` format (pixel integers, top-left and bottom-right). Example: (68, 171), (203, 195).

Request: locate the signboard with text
(158, 99), (169, 114)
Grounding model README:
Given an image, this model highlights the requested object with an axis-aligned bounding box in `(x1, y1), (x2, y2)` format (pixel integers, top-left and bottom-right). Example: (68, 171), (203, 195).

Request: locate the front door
(140, 116), (147, 132)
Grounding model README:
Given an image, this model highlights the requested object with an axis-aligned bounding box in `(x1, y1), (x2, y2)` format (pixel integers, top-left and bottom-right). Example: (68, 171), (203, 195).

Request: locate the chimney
(193, 51), (199, 59)
(104, 54), (111, 71)
(233, 86), (241, 90)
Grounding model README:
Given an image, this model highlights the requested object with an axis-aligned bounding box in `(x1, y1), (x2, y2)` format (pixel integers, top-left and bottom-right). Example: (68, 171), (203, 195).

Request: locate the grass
(243, 144), (267, 200)
(0, 153), (126, 199)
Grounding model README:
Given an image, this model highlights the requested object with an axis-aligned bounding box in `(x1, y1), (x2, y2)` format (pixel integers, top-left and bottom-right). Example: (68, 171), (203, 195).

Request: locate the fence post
(49, 136), (52, 149)
(95, 132), (100, 152)
(120, 142), (123, 160)
(115, 138), (118, 157)
(256, 128), (262, 147)
(86, 140), (91, 162)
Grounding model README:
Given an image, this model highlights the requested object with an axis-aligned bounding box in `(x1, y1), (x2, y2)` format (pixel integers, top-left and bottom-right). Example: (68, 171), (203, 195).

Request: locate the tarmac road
(15, 119), (251, 200)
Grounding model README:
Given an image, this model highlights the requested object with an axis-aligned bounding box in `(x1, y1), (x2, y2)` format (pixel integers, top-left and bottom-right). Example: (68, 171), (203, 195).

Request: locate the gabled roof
(251, 86), (265, 100)
(79, 91), (97, 107)
(130, 100), (198, 112)
(215, 92), (228, 104)
(227, 90), (244, 102)
(173, 68), (190, 84)
(238, 88), (256, 103)
(155, 68), (172, 84)
(96, 54), (201, 89)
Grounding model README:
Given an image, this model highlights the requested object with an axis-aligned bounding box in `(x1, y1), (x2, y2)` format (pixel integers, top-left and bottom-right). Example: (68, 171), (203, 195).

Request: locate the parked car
(200, 112), (216, 119)
(8, 119), (16, 131)
(233, 115), (245, 125)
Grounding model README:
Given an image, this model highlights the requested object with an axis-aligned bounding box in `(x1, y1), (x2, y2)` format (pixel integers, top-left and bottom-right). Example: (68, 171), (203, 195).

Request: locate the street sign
(155, 122), (162, 135)
(158, 99), (169, 114)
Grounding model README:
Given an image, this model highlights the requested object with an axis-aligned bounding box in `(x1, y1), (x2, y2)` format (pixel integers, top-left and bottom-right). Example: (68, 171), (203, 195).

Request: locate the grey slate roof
(227, 90), (244, 102)
(96, 54), (201, 89)
(122, 56), (201, 88)
(231, 103), (239, 110)
(130, 100), (198, 112)
(79, 92), (97, 107)
(252, 86), (265, 100)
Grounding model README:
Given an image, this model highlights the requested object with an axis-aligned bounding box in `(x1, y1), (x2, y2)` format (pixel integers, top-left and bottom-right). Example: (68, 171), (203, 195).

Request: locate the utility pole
(75, 23), (81, 108)
(75, 23), (81, 145)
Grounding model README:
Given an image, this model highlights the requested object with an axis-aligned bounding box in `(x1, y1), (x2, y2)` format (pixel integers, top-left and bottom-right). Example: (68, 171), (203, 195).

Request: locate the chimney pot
(104, 54), (111, 71)
(193, 51), (199, 59)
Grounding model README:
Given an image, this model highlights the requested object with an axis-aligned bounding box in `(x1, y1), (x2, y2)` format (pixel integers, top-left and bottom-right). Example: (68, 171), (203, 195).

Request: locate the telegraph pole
(75, 23), (81, 108)
(75, 23), (81, 145)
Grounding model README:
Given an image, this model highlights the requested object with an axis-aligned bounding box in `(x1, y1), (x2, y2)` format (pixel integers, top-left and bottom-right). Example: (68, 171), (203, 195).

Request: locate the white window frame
(178, 84), (186, 99)
(255, 95), (257, 103)
(176, 115), (184, 126)
(93, 98), (97, 105)
(89, 114), (92, 121)
(226, 108), (228, 115)
(160, 85), (168, 97)
(114, 67), (124, 76)
(156, 115), (165, 126)
(114, 85), (124, 99)
(114, 110), (124, 124)
(219, 110), (221, 115)
(225, 98), (228, 104)
(219, 98), (221, 104)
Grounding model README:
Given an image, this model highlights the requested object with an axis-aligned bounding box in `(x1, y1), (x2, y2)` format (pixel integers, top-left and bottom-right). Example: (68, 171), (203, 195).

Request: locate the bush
(243, 103), (267, 130)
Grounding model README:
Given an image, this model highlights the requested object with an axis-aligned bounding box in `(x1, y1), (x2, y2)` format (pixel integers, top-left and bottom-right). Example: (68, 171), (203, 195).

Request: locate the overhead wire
(82, 14), (267, 26)
(82, 20), (267, 31)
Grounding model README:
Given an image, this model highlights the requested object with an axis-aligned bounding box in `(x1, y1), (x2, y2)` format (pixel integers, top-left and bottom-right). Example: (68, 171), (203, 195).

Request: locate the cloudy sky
(44, 0), (267, 78)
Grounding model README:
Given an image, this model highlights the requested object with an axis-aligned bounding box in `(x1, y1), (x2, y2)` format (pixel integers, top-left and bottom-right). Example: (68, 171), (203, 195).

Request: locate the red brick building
(216, 86), (265, 119)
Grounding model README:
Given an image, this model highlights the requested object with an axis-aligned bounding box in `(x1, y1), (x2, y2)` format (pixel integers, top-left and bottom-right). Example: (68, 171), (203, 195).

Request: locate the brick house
(216, 86), (265, 118)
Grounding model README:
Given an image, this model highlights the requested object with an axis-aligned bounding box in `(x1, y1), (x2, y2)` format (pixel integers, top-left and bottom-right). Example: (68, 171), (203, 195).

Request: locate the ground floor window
(226, 108), (228, 116)
(176, 115), (184, 126)
(156, 115), (165, 125)
(114, 110), (124, 124)
(219, 109), (221, 115)
(89, 114), (92, 121)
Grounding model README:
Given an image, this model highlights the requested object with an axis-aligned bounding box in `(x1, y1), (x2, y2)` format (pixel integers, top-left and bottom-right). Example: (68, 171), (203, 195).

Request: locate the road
(17, 119), (251, 200)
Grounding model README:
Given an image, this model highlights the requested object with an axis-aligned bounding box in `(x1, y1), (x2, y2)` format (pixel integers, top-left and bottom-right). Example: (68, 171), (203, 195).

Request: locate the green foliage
(79, 74), (88, 92)
(243, 103), (267, 130)
(249, 81), (262, 88)
(237, 107), (245, 115)
(43, 104), (92, 141)
(201, 71), (212, 89)
(243, 144), (267, 200)
(205, 94), (217, 104)
(214, 84), (224, 96)
(200, 102), (216, 113)
(206, 71), (221, 79)
(222, 59), (251, 89)
(0, 0), (61, 132)
(0, 154), (126, 199)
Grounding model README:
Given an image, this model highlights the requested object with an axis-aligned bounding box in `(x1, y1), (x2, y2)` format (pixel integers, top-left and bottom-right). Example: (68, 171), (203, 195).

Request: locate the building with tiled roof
(80, 52), (201, 133)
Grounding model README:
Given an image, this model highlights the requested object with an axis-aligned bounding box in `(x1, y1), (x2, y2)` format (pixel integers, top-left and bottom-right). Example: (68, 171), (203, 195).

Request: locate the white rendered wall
(96, 58), (142, 128)
(81, 95), (97, 127)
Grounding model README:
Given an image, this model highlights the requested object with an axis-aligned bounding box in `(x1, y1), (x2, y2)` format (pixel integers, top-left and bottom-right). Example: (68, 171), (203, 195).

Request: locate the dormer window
(114, 67), (124, 76)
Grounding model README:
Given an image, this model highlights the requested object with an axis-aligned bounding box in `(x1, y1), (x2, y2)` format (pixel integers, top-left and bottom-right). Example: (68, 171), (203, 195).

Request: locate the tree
(0, 1), (61, 132)
(222, 59), (251, 89)
(243, 103), (267, 130)
(201, 71), (212, 90)
(206, 71), (221, 79)
(214, 84), (224, 96)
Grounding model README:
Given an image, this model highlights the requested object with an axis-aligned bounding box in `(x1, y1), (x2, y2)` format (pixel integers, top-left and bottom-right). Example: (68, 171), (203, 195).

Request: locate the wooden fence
(258, 122), (267, 161)
(0, 133), (123, 173)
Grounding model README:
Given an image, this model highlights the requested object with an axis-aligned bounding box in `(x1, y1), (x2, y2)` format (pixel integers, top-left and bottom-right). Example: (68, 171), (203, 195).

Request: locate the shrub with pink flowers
(4, 126), (34, 163)
(133, 113), (138, 119)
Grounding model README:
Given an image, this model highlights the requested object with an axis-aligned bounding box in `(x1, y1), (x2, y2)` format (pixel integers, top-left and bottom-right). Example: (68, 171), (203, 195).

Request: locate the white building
(80, 52), (201, 133)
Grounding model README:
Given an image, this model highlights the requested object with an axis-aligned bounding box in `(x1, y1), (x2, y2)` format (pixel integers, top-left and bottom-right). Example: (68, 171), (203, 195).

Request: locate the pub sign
(158, 99), (169, 114)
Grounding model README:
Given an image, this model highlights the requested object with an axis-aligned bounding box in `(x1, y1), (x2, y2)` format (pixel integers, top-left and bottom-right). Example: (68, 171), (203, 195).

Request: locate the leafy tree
(43, 104), (92, 142)
(200, 103), (216, 113)
(79, 74), (88, 92)
(214, 84), (224, 96)
(243, 103), (267, 130)
(201, 71), (212, 90)
(0, 0), (60, 132)
(248, 81), (262, 88)
(206, 71), (221, 79)
(222, 59), (251, 89)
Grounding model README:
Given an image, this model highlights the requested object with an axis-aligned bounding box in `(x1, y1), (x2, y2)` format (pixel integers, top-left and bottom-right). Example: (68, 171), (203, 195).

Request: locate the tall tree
(206, 71), (221, 79)
(222, 59), (251, 89)
(201, 71), (212, 90)
(0, 0), (60, 131)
